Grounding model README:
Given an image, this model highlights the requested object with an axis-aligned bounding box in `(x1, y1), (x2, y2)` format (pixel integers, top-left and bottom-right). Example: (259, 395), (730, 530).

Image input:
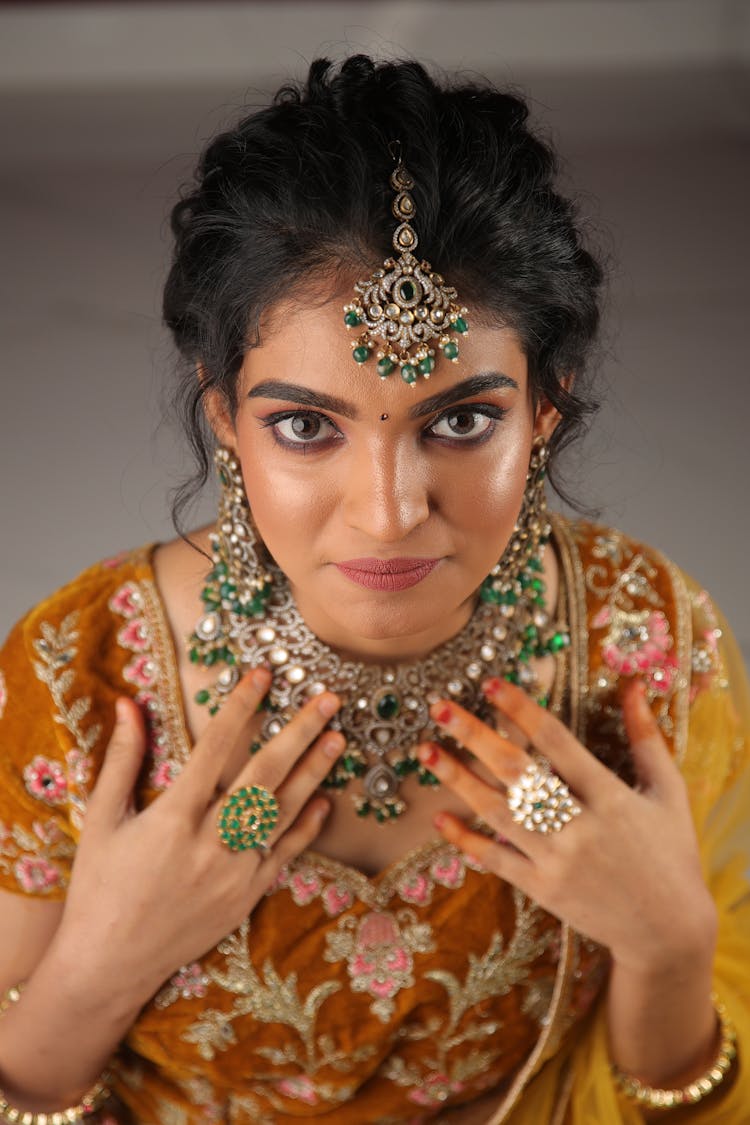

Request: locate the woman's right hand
(51, 667), (343, 1009)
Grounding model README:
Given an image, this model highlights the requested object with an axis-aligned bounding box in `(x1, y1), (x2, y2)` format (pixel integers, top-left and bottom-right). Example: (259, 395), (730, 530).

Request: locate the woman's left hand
(417, 677), (716, 973)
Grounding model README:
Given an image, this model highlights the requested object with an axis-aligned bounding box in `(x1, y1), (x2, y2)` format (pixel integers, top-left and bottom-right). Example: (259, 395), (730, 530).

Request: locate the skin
(0, 285), (720, 1119)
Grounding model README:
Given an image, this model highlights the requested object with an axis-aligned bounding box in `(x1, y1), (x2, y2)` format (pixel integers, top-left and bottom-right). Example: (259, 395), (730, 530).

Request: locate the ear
(198, 365), (237, 451)
(533, 375), (573, 443)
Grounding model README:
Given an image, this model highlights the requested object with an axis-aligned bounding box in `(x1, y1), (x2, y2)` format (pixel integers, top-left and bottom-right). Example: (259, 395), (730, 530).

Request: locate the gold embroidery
(324, 907), (435, 1022)
(32, 612), (102, 829)
(0, 818), (74, 894)
(182, 920), (373, 1081)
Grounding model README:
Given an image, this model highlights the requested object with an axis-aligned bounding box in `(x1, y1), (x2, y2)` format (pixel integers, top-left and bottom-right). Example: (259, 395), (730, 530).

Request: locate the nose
(342, 440), (431, 544)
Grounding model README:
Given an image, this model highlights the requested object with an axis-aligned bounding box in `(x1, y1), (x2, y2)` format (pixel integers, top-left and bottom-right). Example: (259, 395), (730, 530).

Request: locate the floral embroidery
(689, 589), (725, 700)
(595, 606), (677, 694)
(31, 613), (102, 830)
(23, 755), (68, 805)
(272, 842), (472, 916)
(324, 909), (434, 1022)
(382, 889), (555, 1105)
(0, 668), (6, 719)
(0, 818), (73, 894)
(155, 962), (211, 1009)
(109, 580), (180, 791)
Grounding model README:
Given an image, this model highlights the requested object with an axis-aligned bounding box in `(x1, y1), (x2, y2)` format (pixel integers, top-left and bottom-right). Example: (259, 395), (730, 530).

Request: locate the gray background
(0, 0), (748, 669)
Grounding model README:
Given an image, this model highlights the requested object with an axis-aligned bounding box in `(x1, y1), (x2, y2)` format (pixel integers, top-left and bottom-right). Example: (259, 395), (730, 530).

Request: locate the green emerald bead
(418, 355), (435, 376)
(375, 809), (386, 823)
(377, 356), (395, 378)
(453, 315), (468, 334)
(506, 671), (520, 685)
(219, 582), (235, 598)
(189, 648), (199, 663)
(538, 695), (550, 709)
(218, 467), (230, 487)
(531, 579), (544, 593)
(480, 587), (500, 604)
(529, 558), (543, 572)
(442, 341), (459, 360)
(215, 562), (228, 576)
(344, 310), (361, 327)
(352, 345), (370, 364)
(376, 692), (400, 720)
(400, 363), (417, 385)
(342, 755), (356, 772)
(399, 279), (416, 301)
(195, 689), (210, 705)
(394, 760), (409, 776)
(357, 802), (371, 817)
(550, 632), (569, 652)
(208, 705), (219, 716)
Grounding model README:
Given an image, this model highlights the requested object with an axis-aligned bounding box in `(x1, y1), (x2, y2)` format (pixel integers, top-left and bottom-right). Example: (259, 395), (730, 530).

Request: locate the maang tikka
(343, 147), (469, 385)
(187, 440), (570, 824)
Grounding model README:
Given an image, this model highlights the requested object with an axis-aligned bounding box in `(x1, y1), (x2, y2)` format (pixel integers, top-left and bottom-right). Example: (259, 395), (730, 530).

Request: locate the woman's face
(213, 286), (559, 662)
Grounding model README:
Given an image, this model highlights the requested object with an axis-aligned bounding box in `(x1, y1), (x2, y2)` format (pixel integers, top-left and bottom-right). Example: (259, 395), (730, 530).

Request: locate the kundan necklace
(187, 443), (570, 823)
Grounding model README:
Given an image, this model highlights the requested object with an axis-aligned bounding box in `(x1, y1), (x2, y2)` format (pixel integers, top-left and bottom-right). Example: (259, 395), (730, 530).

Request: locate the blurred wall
(0, 0), (748, 669)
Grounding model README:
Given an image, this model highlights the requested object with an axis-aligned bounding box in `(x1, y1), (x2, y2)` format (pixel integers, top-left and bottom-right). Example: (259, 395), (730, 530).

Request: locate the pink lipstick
(334, 557), (440, 591)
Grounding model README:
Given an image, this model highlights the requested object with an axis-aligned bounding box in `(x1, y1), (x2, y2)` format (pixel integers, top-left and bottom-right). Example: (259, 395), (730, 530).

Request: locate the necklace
(187, 445), (570, 823)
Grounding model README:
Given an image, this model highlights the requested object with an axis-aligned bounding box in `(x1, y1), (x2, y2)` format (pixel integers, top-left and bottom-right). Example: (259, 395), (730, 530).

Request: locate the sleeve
(562, 582), (750, 1124)
(0, 610), (79, 899)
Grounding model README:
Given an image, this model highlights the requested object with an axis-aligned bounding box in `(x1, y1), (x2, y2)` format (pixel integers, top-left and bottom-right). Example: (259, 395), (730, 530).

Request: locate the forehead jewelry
(343, 150), (469, 386)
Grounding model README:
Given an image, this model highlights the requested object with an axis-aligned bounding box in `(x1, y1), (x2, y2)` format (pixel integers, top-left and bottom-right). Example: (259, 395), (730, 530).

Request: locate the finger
(416, 741), (527, 844)
(86, 697), (148, 828)
(270, 731), (345, 836)
(225, 690), (341, 796)
(479, 678), (613, 800)
(248, 797), (332, 896)
(434, 811), (536, 891)
(622, 680), (678, 794)
(428, 700), (531, 786)
(176, 668), (274, 804)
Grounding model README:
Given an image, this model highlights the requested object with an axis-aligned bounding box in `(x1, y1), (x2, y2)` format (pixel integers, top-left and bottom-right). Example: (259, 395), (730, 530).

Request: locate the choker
(187, 444), (569, 824)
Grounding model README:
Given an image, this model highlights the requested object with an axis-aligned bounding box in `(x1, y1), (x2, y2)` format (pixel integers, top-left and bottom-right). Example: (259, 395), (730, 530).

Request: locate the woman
(0, 56), (747, 1124)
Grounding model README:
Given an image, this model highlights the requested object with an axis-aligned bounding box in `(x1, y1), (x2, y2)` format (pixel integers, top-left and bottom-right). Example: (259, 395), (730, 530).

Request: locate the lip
(334, 556), (441, 592)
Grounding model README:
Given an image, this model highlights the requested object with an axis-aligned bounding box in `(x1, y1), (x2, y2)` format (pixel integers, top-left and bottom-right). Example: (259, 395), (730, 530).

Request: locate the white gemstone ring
(506, 759), (582, 834)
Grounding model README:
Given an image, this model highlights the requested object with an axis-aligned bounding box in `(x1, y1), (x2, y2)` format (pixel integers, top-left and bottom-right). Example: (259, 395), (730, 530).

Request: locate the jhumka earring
(187, 447), (274, 713)
(343, 147), (469, 385)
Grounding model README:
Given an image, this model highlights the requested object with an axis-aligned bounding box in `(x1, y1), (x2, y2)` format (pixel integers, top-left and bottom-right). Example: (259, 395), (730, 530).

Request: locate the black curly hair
(163, 55), (604, 526)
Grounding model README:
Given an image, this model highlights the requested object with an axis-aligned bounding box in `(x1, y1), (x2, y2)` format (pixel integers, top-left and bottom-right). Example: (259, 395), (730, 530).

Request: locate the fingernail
(252, 667), (271, 691)
(417, 742), (441, 768)
(482, 677), (505, 698)
(115, 698), (128, 723)
(314, 798), (330, 821)
(434, 812), (448, 831)
(432, 704), (453, 725)
(318, 693), (340, 719)
(322, 733), (344, 759)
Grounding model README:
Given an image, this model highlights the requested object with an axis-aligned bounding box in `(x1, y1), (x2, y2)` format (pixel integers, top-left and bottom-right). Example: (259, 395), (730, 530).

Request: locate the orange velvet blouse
(0, 517), (748, 1124)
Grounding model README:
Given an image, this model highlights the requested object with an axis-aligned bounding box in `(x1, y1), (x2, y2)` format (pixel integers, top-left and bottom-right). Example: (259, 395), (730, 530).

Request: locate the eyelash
(259, 404), (508, 451)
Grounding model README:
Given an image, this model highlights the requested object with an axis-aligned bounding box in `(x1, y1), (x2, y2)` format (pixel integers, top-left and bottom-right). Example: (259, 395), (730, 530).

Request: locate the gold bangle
(612, 995), (738, 1110)
(0, 982), (111, 1123)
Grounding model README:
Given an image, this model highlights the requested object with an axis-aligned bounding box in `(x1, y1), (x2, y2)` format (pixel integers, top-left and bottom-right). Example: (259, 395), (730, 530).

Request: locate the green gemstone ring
(217, 784), (279, 853)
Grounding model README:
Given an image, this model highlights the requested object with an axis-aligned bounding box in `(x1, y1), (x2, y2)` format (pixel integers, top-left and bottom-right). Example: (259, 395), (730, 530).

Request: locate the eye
(426, 406), (504, 443)
(264, 411), (341, 448)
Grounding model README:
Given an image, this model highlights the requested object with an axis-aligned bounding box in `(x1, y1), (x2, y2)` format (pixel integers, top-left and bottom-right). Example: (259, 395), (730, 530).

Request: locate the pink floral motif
(430, 855), (464, 888)
(0, 668), (6, 719)
(289, 869), (322, 906)
(409, 1072), (465, 1107)
(397, 872), (431, 906)
(322, 883), (354, 916)
(169, 962), (209, 1000)
(599, 608), (677, 693)
(123, 655), (157, 689)
(23, 755), (68, 805)
(117, 618), (150, 652)
(109, 581), (143, 618)
(14, 854), (62, 893)
(276, 1075), (319, 1105)
(151, 760), (177, 790)
(329, 910), (429, 1021)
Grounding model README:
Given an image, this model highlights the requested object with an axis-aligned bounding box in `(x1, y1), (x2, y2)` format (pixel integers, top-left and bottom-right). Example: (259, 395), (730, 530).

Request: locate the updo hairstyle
(163, 55), (604, 522)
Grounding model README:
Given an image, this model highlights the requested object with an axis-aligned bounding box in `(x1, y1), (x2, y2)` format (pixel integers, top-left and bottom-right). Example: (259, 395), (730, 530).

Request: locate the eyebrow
(247, 372), (519, 420)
